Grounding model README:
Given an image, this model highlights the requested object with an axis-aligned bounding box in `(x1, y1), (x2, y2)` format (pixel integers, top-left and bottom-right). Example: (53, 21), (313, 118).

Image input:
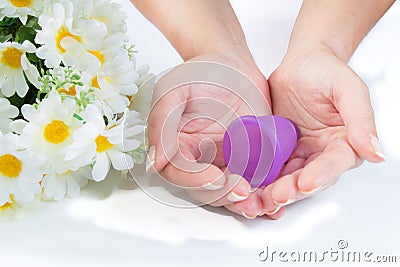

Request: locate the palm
(149, 53), (276, 218)
(269, 49), (362, 193)
(178, 84), (256, 167)
(165, 53), (271, 169)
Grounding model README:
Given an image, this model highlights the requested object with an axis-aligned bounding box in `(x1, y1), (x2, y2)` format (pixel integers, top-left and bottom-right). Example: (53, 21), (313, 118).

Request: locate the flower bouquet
(0, 0), (152, 219)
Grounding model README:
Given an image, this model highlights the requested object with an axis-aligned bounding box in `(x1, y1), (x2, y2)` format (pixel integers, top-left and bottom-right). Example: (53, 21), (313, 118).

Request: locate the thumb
(146, 86), (189, 173)
(333, 66), (385, 163)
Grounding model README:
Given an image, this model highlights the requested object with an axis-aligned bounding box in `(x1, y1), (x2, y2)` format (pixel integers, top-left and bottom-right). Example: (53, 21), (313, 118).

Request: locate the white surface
(2, 1), (400, 266)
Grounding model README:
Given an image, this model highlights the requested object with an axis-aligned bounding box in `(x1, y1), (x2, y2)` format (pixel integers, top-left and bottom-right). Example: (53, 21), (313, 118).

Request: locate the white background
(1, 1), (400, 266)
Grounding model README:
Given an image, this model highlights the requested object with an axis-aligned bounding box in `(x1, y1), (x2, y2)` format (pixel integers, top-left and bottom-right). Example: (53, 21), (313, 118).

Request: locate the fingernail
(371, 136), (386, 161)
(146, 146), (156, 173)
(266, 205), (282, 216)
(274, 198), (296, 206)
(227, 191), (248, 202)
(300, 185), (322, 195)
(201, 181), (224, 190)
(241, 211), (257, 219)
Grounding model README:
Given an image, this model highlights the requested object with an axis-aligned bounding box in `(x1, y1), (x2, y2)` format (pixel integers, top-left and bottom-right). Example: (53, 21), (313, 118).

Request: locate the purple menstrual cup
(223, 116), (299, 188)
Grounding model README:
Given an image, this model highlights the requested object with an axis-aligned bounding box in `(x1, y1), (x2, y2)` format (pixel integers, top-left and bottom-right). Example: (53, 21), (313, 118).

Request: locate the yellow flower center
(91, 76), (100, 89)
(57, 85), (77, 96)
(0, 154), (23, 178)
(95, 135), (114, 152)
(88, 50), (104, 65)
(10, 0), (32, 7)
(0, 201), (12, 211)
(0, 195), (15, 211)
(91, 76), (111, 89)
(43, 120), (70, 144)
(1, 47), (22, 69)
(90, 16), (106, 23)
(56, 26), (82, 53)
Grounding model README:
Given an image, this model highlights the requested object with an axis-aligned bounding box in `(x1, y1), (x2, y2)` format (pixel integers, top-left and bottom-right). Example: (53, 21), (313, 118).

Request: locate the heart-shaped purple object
(223, 115), (299, 188)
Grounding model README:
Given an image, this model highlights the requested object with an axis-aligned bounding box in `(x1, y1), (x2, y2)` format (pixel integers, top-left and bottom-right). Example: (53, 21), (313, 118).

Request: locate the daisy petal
(108, 150), (133, 170)
(66, 176), (80, 198)
(21, 104), (37, 121)
(43, 174), (57, 199)
(54, 177), (67, 201)
(0, 187), (9, 206)
(10, 120), (27, 135)
(92, 153), (110, 182)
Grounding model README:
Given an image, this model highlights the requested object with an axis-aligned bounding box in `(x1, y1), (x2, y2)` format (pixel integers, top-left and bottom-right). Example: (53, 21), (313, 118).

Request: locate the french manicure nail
(146, 146), (156, 173)
(274, 198), (296, 206)
(371, 136), (386, 161)
(266, 205), (282, 216)
(227, 191), (248, 202)
(202, 181), (224, 190)
(300, 185), (322, 195)
(241, 211), (257, 219)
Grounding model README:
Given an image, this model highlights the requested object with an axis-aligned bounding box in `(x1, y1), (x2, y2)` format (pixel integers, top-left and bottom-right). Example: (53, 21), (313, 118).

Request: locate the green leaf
(0, 17), (22, 42)
(25, 16), (41, 30)
(7, 84), (38, 116)
(7, 94), (25, 110)
(17, 26), (37, 43)
(0, 34), (12, 42)
(26, 52), (40, 63)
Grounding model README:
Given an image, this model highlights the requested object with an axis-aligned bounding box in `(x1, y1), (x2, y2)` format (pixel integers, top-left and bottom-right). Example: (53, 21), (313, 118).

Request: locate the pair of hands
(146, 44), (384, 219)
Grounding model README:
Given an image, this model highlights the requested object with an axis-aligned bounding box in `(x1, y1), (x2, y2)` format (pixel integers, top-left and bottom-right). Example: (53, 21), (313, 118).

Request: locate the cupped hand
(262, 45), (385, 214)
(146, 52), (285, 219)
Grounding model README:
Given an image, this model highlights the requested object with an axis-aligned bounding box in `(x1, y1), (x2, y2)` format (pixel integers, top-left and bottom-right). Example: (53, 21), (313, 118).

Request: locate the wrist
(174, 24), (251, 62)
(186, 49), (270, 105)
(286, 34), (351, 63)
(287, 0), (395, 63)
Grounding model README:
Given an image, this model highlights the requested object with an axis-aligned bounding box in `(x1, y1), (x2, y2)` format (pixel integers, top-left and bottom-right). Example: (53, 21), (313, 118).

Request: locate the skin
(131, 0), (394, 219)
(265, 0), (394, 214)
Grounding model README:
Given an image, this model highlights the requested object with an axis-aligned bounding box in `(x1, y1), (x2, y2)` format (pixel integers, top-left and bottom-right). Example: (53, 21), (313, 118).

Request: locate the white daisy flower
(0, 41), (40, 97)
(106, 66), (139, 97)
(18, 91), (81, 173)
(91, 83), (132, 115)
(41, 166), (90, 201)
(77, 53), (139, 115)
(65, 105), (144, 182)
(35, 1), (106, 68)
(0, 193), (39, 221)
(65, 33), (129, 75)
(0, 132), (42, 206)
(0, 195), (22, 221)
(71, 0), (127, 35)
(74, 68), (137, 116)
(129, 65), (156, 116)
(0, 97), (19, 133)
(0, 0), (44, 24)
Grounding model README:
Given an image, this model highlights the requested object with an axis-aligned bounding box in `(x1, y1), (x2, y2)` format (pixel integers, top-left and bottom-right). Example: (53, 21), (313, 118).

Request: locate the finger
(147, 86), (189, 173)
(281, 157), (306, 176)
(297, 139), (361, 194)
(161, 153), (227, 190)
(188, 174), (251, 207)
(261, 171), (303, 220)
(260, 183), (285, 218)
(269, 170), (303, 206)
(289, 136), (325, 161)
(267, 206), (286, 220)
(225, 190), (264, 219)
(334, 67), (385, 163)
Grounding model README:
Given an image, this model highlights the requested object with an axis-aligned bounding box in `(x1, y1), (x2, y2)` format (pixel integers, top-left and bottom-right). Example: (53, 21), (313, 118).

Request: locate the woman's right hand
(145, 51), (285, 219)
